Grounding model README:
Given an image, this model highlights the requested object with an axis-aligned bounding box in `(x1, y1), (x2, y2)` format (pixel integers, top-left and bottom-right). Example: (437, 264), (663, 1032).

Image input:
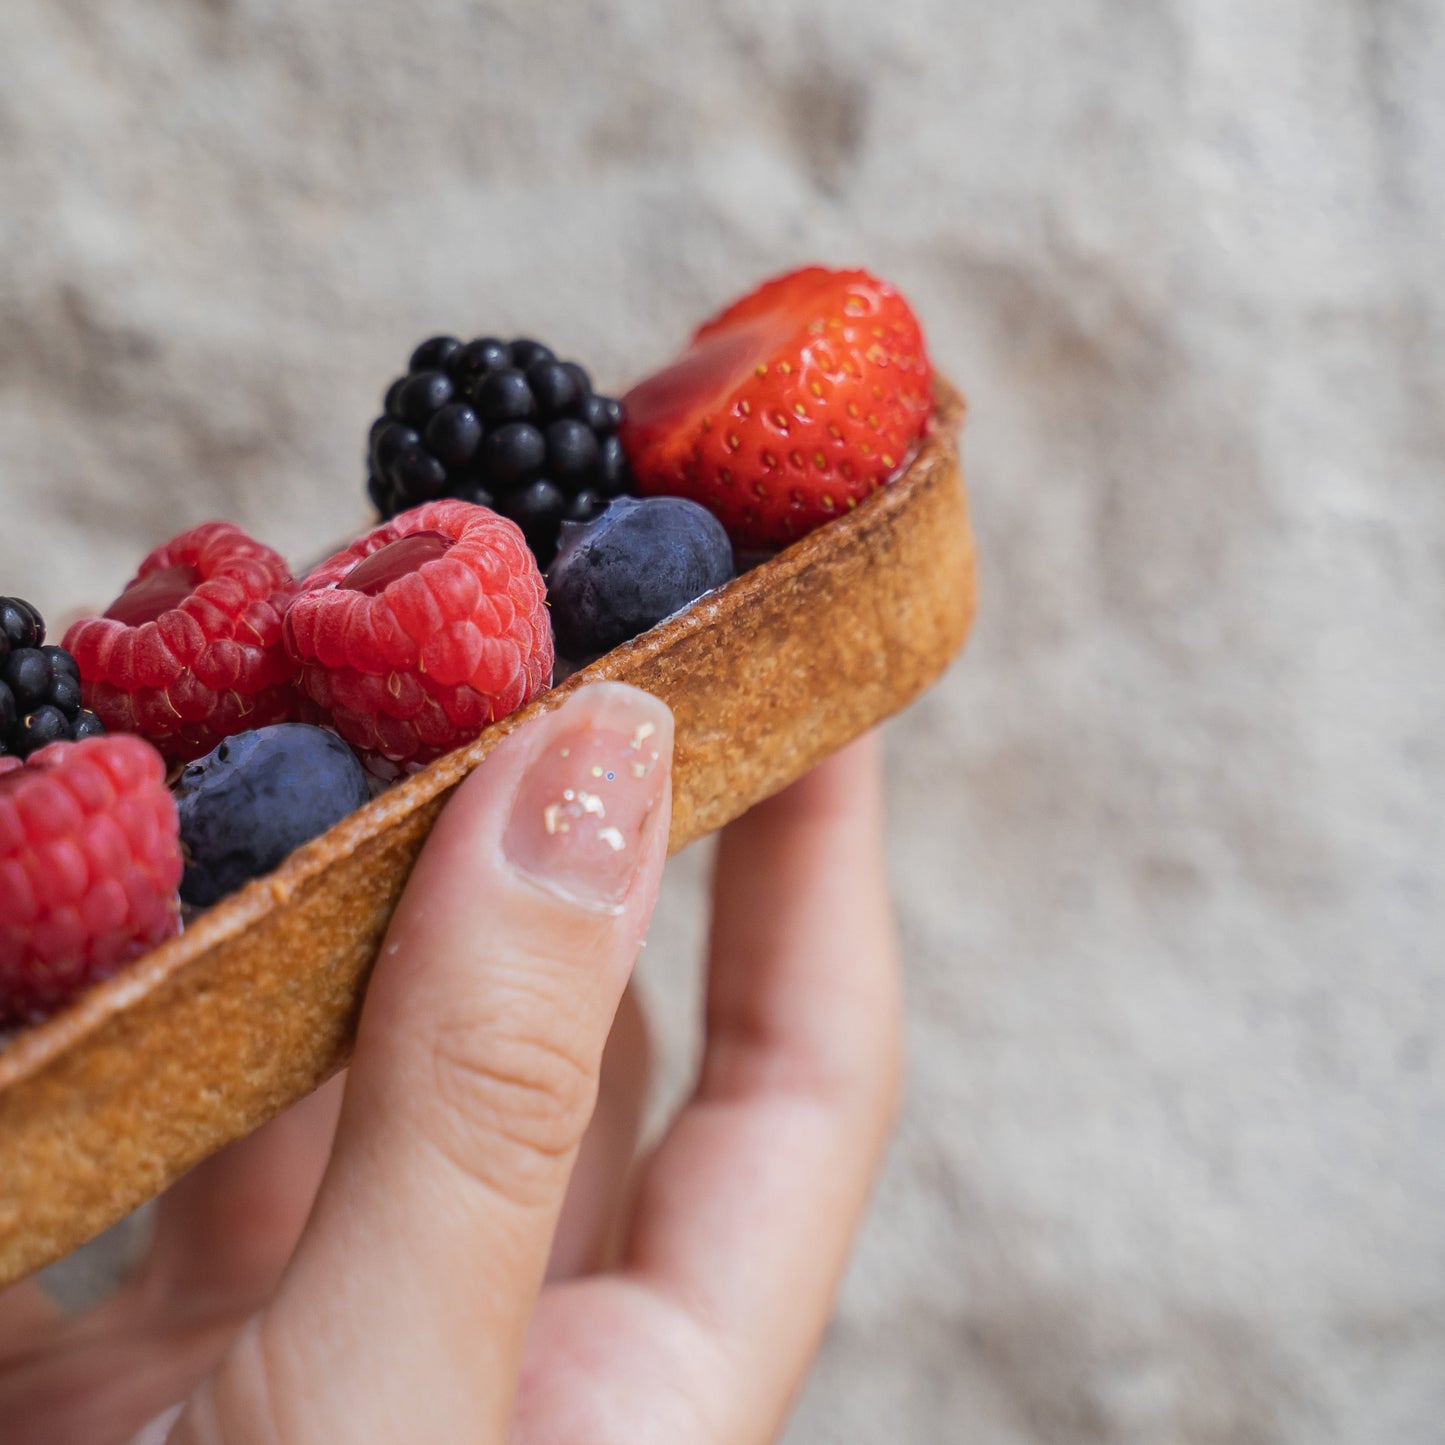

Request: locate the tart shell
(0, 379), (973, 1288)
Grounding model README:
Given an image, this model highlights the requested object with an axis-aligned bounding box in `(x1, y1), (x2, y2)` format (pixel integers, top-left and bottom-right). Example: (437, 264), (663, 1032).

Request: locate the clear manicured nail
(502, 687), (672, 908)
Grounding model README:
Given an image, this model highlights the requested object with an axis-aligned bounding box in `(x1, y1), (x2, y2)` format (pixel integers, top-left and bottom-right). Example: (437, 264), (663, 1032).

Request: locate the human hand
(0, 681), (902, 1444)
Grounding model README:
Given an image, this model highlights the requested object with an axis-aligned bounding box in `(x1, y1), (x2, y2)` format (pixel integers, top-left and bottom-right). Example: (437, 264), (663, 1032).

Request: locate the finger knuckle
(427, 1005), (598, 1203)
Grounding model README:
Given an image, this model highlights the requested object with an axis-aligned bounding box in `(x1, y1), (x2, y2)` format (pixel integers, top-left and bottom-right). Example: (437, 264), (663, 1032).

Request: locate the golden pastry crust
(0, 379), (972, 1288)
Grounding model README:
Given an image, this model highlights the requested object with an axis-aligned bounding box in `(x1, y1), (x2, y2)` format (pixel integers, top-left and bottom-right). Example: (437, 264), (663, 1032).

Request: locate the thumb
(169, 682), (673, 1444)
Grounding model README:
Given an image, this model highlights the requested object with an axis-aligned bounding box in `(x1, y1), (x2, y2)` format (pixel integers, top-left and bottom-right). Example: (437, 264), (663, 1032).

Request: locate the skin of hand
(0, 681), (903, 1445)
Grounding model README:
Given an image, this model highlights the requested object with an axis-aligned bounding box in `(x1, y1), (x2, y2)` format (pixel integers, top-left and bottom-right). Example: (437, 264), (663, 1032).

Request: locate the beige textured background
(5, 1), (1444, 1440)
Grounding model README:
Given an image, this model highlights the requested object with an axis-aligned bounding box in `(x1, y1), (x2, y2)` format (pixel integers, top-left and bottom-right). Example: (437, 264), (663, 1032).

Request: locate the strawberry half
(619, 266), (934, 550)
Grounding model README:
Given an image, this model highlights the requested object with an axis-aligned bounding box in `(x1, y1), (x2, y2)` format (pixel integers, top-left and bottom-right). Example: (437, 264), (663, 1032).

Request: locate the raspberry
(285, 499), (553, 773)
(64, 522), (299, 763)
(0, 734), (182, 1024)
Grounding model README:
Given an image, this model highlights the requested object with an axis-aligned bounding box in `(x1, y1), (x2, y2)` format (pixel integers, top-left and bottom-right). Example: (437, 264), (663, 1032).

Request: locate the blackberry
(366, 336), (636, 567)
(0, 597), (105, 758)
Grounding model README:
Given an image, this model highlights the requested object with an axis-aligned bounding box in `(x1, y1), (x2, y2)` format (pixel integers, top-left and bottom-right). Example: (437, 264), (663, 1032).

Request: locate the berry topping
(547, 496), (735, 662)
(65, 524), (299, 763)
(398, 370), (455, 425)
(103, 563), (202, 626)
(0, 734), (181, 1024)
(0, 596), (44, 655)
(367, 337), (636, 567)
(339, 530), (454, 595)
(409, 335), (462, 373)
(5, 649), (54, 711)
(0, 597), (105, 760)
(286, 499), (553, 773)
(175, 724), (373, 908)
(620, 266), (934, 550)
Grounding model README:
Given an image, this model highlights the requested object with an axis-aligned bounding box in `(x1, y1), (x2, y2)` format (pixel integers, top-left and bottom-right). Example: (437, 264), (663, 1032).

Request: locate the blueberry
(546, 418), (601, 482)
(0, 682), (15, 736)
(481, 421), (546, 486)
(425, 403), (483, 469)
(3, 649), (52, 712)
(175, 723), (373, 907)
(475, 368), (536, 425)
(397, 370), (454, 425)
(547, 496), (735, 660)
(409, 335), (462, 373)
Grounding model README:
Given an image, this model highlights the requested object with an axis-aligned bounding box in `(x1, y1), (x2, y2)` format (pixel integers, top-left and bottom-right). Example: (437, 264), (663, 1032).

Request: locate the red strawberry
(285, 499), (552, 774)
(620, 266), (934, 550)
(0, 734), (182, 1024)
(64, 522), (298, 763)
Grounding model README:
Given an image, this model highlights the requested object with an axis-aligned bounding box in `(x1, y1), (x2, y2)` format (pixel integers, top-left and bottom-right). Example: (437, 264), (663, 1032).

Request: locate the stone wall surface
(4, 1), (1443, 1440)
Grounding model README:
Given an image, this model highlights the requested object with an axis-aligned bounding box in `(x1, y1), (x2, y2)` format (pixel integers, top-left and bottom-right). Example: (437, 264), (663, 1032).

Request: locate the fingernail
(503, 686), (672, 908)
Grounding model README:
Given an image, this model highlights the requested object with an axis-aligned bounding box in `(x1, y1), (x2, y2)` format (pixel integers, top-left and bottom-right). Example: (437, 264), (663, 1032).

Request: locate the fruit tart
(0, 265), (974, 1287)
